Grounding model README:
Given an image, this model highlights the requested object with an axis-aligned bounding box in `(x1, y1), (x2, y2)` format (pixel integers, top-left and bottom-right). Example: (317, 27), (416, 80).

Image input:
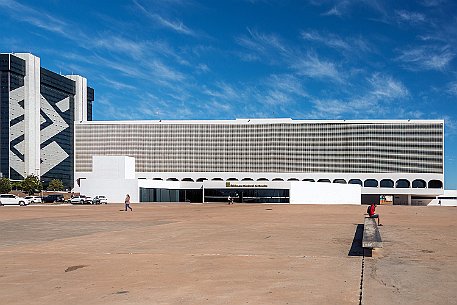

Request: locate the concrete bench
(362, 217), (383, 249)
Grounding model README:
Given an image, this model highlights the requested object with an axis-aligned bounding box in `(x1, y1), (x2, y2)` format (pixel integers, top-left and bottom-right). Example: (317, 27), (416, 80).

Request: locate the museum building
(73, 118), (444, 205)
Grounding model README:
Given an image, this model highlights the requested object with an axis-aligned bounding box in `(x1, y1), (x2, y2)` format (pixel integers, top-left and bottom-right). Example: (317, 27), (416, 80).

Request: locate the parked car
(0, 194), (28, 206)
(70, 196), (90, 204)
(24, 196), (42, 204)
(92, 195), (108, 204)
(42, 194), (65, 203)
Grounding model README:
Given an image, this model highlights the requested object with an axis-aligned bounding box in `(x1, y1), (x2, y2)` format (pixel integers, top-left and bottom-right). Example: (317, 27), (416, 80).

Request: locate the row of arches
(151, 177), (443, 189)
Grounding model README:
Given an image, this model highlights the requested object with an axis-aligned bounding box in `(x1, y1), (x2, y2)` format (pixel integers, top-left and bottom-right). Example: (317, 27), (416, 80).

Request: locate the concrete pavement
(0, 204), (456, 304)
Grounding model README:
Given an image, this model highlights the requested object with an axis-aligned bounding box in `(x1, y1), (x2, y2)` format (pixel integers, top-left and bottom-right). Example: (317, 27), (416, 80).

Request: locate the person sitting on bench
(367, 203), (382, 226)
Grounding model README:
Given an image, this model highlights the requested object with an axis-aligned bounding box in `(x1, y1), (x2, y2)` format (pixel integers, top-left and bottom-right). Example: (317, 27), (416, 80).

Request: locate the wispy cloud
(314, 0), (386, 17)
(266, 74), (308, 97)
(300, 30), (372, 54)
(0, 0), (69, 35)
(396, 45), (455, 71)
(394, 10), (426, 24)
(236, 28), (290, 60)
(292, 53), (342, 81)
(368, 73), (409, 99)
(99, 76), (137, 91)
(203, 82), (241, 101)
(448, 81), (457, 96)
(305, 73), (409, 119)
(132, 0), (197, 36)
(237, 29), (343, 82)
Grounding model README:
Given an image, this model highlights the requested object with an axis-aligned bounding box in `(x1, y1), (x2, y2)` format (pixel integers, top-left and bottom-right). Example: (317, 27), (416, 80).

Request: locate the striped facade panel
(75, 121), (444, 175)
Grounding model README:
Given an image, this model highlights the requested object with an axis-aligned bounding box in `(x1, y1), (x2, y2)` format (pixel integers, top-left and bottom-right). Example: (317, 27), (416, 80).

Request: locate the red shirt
(368, 204), (376, 216)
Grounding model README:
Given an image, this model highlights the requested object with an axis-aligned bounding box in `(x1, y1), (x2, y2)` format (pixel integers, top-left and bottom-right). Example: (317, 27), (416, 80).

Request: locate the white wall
(75, 156), (139, 203)
(67, 75), (87, 122)
(79, 178), (139, 203)
(289, 181), (361, 204)
(15, 53), (41, 178)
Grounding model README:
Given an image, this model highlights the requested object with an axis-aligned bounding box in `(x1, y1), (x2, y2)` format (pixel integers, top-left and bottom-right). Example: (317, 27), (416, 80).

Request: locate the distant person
(228, 195), (234, 205)
(124, 194), (132, 211)
(367, 203), (382, 226)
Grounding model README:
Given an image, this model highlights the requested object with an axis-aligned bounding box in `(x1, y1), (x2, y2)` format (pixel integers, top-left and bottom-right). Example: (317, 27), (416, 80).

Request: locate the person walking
(124, 194), (132, 211)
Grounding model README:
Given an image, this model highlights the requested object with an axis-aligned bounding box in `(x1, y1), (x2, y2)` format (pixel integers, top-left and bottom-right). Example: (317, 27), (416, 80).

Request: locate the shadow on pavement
(348, 224), (364, 256)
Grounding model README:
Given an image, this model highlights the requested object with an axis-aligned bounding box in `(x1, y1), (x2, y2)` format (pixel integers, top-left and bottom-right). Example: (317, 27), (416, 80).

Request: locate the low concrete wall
(289, 181), (361, 204)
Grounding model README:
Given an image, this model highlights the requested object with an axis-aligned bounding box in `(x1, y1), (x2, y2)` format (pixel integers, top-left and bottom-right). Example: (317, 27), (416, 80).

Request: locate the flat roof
(77, 118), (445, 125)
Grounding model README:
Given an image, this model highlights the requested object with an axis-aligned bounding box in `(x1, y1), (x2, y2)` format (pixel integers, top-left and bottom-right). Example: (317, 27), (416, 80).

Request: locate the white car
(70, 196), (92, 204)
(0, 194), (28, 206)
(92, 195), (108, 204)
(24, 196), (42, 204)
(70, 196), (86, 204)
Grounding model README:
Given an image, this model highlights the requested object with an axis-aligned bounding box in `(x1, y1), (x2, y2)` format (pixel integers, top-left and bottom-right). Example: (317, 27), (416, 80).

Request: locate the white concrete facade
(67, 75), (88, 122)
(10, 53), (41, 178)
(74, 156), (362, 204)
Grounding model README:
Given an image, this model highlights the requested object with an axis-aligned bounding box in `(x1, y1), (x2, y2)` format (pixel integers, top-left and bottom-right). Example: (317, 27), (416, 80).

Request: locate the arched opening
(317, 179), (331, 183)
(428, 180), (443, 188)
(272, 178), (284, 181)
(152, 178), (163, 181)
(396, 179), (410, 188)
(227, 178), (238, 181)
(348, 179), (362, 186)
(257, 178), (269, 181)
(242, 178), (254, 181)
(196, 178), (207, 182)
(333, 179), (347, 184)
(212, 178), (223, 181)
(412, 179), (426, 188)
(166, 178), (179, 181)
(182, 178), (194, 182)
(302, 179), (315, 182)
(287, 178), (300, 181)
(380, 179), (394, 188)
(364, 179), (378, 187)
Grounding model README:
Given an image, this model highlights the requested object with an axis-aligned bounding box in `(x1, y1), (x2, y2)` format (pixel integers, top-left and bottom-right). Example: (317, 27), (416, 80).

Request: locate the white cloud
(300, 30), (372, 54)
(368, 73), (409, 99)
(397, 45), (455, 71)
(133, 0), (197, 36)
(395, 10), (426, 24)
(266, 74), (308, 97)
(448, 82), (457, 96)
(0, 0), (66, 33)
(203, 82), (240, 101)
(292, 53), (342, 81)
(236, 28), (290, 60)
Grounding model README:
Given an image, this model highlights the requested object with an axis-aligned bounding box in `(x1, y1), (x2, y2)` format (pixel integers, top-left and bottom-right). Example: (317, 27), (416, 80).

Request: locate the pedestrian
(124, 194), (132, 211)
(367, 203), (382, 226)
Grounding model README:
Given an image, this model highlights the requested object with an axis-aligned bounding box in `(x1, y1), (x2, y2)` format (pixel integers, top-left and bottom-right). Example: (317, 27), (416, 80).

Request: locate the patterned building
(75, 119), (444, 204)
(0, 53), (93, 188)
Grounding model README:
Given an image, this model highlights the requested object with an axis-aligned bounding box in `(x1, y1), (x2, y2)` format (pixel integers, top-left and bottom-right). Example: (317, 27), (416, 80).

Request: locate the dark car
(42, 194), (65, 203)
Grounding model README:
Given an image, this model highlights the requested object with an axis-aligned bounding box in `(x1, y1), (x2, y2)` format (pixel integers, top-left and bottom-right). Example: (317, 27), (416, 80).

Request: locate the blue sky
(1, 0), (456, 189)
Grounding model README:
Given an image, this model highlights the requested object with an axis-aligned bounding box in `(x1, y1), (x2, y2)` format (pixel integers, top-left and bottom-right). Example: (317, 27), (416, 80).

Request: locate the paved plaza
(0, 203), (456, 305)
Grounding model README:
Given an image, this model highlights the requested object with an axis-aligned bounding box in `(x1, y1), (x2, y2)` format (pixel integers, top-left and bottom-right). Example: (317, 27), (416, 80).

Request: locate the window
(396, 179), (410, 188)
(380, 179), (394, 188)
(348, 179), (362, 186)
(333, 179), (346, 184)
(412, 179), (426, 188)
(364, 179), (378, 187)
(317, 179), (331, 183)
(428, 180), (443, 188)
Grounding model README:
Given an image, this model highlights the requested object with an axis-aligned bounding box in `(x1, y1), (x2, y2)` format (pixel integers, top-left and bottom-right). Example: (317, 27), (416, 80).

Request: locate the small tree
(47, 179), (64, 191)
(0, 177), (12, 194)
(11, 181), (22, 191)
(22, 175), (42, 195)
